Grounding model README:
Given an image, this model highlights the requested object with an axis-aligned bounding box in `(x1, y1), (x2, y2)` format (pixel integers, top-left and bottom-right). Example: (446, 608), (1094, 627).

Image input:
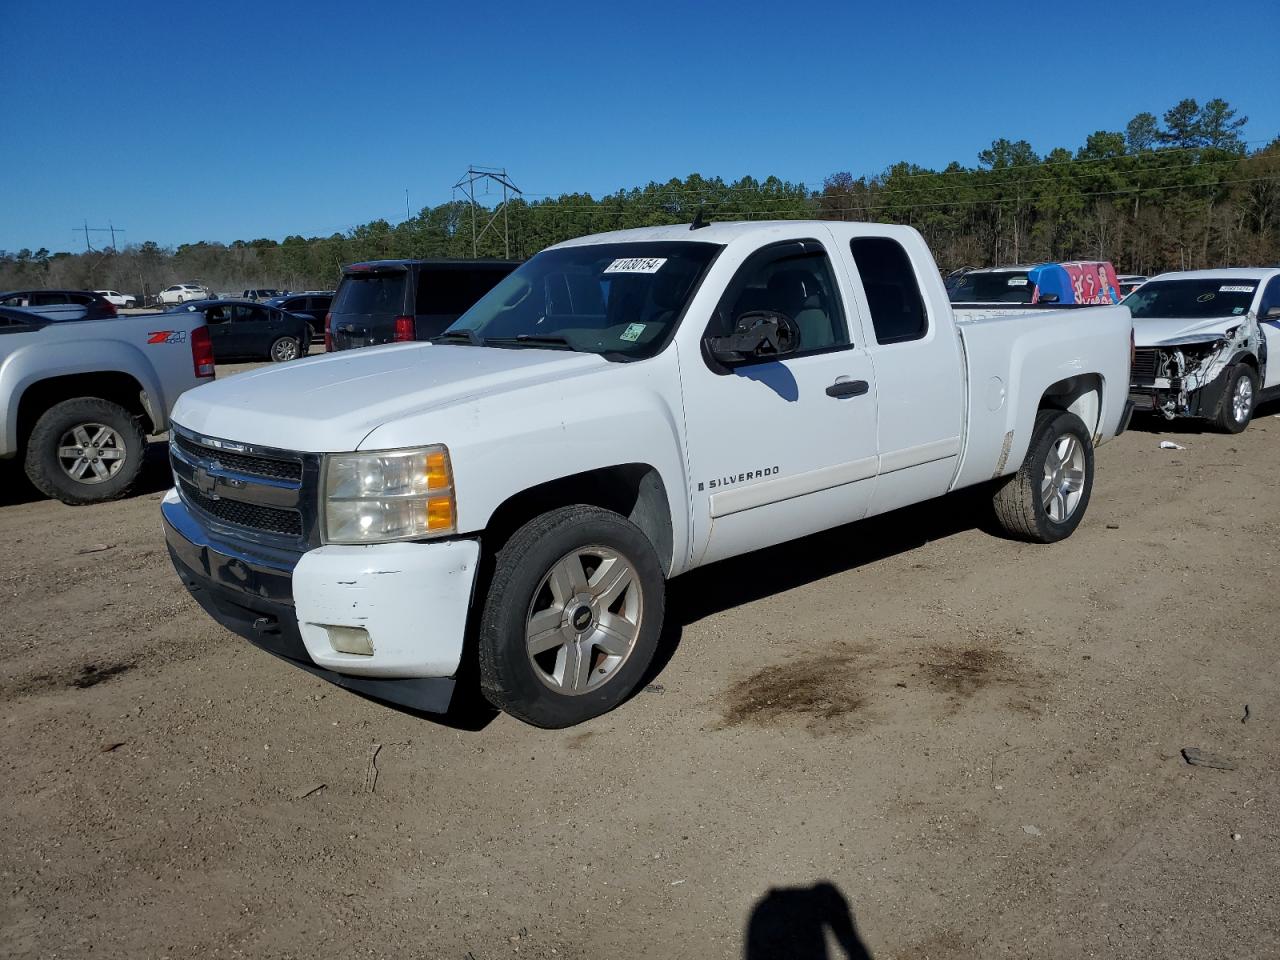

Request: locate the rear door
(329, 269), (409, 349)
(231, 303), (276, 357)
(838, 234), (965, 517)
(412, 265), (513, 340)
(201, 304), (233, 356)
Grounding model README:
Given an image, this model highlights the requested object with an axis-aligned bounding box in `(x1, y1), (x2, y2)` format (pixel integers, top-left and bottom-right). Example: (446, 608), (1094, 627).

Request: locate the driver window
(715, 247), (850, 356)
(1260, 276), (1280, 316)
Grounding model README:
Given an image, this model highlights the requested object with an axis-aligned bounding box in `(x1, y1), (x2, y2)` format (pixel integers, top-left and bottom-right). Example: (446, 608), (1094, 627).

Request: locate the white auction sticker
(1219, 285), (1255, 293)
(1007, 277), (1028, 286)
(604, 257), (667, 274)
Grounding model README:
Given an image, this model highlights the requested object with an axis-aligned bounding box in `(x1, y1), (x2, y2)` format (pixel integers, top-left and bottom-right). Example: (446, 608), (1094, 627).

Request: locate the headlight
(322, 445), (455, 543)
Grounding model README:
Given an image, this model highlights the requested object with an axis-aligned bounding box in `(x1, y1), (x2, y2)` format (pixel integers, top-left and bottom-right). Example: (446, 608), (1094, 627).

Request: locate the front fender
(1, 338), (166, 454)
(358, 363), (692, 575)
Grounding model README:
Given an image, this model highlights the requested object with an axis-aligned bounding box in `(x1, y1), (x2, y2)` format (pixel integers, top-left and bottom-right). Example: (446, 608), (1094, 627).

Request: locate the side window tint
(716, 247), (849, 356)
(850, 237), (928, 345)
(417, 270), (472, 315)
(1260, 276), (1280, 315)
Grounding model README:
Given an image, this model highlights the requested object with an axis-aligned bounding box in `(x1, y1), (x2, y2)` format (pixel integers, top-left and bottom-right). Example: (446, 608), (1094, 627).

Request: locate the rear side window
(416, 268), (508, 315)
(850, 238), (929, 344)
(333, 273), (406, 316)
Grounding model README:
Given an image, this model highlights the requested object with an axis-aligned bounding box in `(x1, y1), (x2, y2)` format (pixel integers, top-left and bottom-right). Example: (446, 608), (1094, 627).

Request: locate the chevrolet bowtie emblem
(195, 465), (219, 499)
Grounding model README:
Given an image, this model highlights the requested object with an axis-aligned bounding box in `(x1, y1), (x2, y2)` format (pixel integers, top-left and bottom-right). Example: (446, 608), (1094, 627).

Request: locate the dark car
(0, 289), (118, 320)
(263, 292), (332, 340)
(328, 259), (519, 351)
(171, 299), (310, 362)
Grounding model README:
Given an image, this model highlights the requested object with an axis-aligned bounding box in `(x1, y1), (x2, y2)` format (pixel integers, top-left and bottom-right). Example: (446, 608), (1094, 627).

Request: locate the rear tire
(269, 336), (301, 362)
(23, 397), (146, 505)
(1213, 364), (1256, 434)
(992, 409), (1094, 543)
(478, 505), (665, 728)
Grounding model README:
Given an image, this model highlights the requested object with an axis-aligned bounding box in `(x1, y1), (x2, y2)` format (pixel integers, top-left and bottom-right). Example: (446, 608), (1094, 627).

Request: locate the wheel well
(1038, 374), (1103, 439)
(16, 373), (151, 448)
(1235, 352), (1260, 375)
(483, 464), (674, 575)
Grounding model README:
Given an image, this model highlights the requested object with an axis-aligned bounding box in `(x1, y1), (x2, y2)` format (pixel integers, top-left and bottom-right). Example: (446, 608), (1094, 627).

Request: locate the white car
(94, 289), (138, 308)
(1127, 268), (1280, 432)
(157, 284), (209, 306)
(162, 220), (1132, 727)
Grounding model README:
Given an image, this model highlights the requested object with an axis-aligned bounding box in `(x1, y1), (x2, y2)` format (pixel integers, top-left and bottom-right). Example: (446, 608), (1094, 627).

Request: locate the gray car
(0, 305), (213, 503)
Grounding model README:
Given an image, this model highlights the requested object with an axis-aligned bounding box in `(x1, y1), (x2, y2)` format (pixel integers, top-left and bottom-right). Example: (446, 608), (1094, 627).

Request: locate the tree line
(2, 98), (1276, 297)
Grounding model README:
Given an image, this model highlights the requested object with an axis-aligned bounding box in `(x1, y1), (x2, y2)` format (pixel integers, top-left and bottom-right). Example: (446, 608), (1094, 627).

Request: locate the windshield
(444, 241), (721, 359)
(1123, 279), (1259, 319)
(949, 270), (1033, 303)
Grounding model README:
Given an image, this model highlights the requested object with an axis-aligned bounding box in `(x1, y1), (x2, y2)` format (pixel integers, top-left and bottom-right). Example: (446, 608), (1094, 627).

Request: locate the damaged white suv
(1128, 269), (1280, 432)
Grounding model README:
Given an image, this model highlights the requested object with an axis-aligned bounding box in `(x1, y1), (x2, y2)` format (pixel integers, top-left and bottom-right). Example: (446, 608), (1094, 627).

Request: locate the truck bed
(950, 304), (1132, 490)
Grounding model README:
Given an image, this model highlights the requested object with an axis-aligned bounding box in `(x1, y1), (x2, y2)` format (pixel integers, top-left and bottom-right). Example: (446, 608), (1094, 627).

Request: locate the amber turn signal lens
(425, 450), (451, 490)
(426, 496), (454, 531)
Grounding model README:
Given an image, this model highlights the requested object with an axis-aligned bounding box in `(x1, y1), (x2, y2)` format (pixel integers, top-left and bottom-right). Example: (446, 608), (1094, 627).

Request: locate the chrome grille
(173, 432), (302, 481)
(178, 478), (302, 537)
(170, 427), (321, 546)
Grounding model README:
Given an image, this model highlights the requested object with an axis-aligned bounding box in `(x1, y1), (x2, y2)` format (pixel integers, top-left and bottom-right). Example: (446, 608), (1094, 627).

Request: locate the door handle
(826, 379), (869, 398)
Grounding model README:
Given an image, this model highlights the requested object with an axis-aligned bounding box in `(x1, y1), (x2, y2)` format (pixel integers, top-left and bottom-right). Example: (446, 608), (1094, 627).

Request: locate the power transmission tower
(74, 220), (126, 253)
(452, 166), (521, 259)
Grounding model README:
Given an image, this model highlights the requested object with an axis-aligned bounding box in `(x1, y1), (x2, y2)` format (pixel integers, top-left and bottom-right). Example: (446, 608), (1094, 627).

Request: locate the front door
(680, 235), (880, 567)
(1258, 276), (1280, 391)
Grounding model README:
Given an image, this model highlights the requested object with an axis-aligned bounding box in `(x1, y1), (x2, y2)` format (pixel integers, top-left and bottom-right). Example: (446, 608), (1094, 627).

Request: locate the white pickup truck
(162, 221), (1132, 727)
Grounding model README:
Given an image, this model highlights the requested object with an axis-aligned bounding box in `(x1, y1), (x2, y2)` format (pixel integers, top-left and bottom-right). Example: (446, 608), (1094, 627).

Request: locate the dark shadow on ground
(0, 438), (173, 508)
(643, 485), (995, 687)
(745, 881), (872, 959)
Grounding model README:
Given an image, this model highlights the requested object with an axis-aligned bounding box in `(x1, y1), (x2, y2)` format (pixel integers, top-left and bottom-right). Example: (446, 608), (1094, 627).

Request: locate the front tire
(992, 409), (1094, 543)
(478, 505), (665, 728)
(1213, 364), (1256, 434)
(23, 397), (146, 504)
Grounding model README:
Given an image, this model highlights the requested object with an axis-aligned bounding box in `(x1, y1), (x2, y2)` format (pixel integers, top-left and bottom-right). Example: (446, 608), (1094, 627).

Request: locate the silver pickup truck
(0, 305), (214, 503)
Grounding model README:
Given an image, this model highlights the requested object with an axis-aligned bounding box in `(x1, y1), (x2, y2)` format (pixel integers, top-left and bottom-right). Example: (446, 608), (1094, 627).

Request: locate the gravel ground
(2, 367), (1278, 959)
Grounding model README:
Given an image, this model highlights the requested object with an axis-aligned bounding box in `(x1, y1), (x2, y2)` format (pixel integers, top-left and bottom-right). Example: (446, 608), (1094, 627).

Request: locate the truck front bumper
(161, 488), (481, 714)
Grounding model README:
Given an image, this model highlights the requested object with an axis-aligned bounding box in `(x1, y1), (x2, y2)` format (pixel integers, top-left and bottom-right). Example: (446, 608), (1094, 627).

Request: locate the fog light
(324, 625), (373, 656)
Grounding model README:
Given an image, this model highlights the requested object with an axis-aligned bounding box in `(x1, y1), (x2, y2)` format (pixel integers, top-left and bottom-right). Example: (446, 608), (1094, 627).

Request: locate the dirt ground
(2, 368), (1278, 959)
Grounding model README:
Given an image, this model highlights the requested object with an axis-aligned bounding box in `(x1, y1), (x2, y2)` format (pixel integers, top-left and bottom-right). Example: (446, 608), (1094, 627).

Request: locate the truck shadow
(0, 439), (173, 508)
(744, 881), (873, 959)
(653, 485), (996, 681)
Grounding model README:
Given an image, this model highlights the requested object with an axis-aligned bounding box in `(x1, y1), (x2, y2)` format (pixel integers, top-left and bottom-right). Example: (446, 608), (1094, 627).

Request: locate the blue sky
(4, 0), (1278, 254)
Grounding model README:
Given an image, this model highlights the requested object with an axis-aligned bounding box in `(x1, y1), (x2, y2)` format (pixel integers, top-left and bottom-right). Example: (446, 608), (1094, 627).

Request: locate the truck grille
(177, 478), (303, 537)
(173, 433), (302, 481)
(170, 428), (321, 546)
(1132, 347), (1158, 383)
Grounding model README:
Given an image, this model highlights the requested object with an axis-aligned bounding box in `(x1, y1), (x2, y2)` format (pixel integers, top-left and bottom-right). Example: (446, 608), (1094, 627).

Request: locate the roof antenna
(690, 207), (712, 231)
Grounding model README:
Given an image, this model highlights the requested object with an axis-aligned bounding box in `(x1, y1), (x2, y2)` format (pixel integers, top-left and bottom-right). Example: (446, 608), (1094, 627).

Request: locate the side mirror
(1266, 306), (1280, 319)
(705, 311), (800, 364)
(1038, 293), (1060, 304)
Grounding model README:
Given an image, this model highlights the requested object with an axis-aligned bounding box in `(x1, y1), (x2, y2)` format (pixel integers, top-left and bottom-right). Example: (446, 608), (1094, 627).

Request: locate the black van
(327, 259), (519, 351)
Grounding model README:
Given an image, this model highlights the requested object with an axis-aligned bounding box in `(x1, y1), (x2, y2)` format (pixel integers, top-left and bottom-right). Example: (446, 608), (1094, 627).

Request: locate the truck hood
(1133, 314), (1249, 347)
(171, 343), (608, 451)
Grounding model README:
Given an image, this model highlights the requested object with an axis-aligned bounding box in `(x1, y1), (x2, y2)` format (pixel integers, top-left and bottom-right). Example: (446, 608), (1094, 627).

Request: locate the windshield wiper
(430, 329), (486, 346)
(484, 334), (577, 351)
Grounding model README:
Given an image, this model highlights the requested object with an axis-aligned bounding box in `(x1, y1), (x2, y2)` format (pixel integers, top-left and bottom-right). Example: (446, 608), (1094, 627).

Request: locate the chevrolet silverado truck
(1127, 268), (1280, 432)
(162, 221), (1132, 728)
(1, 304), (214, 503)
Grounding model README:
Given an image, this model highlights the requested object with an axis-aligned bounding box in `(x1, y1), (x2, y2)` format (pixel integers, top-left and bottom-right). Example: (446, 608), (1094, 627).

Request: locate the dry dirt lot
(2, 370), (1278, 959)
